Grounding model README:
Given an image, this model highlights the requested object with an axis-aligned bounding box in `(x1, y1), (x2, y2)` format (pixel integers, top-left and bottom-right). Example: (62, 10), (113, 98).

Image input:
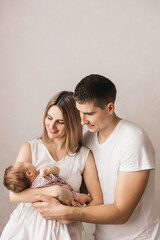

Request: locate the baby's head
(3, 162), (37, 193)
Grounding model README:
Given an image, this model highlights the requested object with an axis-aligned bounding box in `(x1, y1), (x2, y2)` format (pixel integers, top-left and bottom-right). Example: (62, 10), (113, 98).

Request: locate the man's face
(76, 102), (110, 133)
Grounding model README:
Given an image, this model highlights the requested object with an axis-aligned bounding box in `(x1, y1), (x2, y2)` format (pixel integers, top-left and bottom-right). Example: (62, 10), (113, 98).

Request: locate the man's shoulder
(120, 120), (154, 149)
(120, 120), (147, 137)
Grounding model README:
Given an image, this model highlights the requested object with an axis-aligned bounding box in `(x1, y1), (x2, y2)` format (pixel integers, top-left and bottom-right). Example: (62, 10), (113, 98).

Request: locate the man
(33, 74), (160, 239)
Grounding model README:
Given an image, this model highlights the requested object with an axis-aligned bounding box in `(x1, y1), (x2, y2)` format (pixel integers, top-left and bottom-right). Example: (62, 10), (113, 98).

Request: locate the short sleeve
(119, 132), (155, 171)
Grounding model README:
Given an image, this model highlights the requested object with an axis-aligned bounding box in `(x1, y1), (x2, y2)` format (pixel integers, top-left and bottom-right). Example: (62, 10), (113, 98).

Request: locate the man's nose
(80, 113), (87, 126)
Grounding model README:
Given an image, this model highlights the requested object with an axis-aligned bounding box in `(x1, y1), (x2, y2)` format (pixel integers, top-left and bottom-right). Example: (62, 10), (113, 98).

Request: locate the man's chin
(87, 126), (96, 132)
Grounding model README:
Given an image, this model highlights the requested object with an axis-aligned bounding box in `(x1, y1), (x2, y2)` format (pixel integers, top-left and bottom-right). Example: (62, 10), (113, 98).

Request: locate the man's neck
(98, 115), (121, 144)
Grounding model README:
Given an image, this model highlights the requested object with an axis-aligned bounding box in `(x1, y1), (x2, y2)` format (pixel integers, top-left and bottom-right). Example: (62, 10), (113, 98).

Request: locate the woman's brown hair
(41, 91), (82, 154)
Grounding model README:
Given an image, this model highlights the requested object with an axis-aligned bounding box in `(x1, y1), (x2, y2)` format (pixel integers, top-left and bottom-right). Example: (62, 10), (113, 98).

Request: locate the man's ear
(105, 102), (114, 114)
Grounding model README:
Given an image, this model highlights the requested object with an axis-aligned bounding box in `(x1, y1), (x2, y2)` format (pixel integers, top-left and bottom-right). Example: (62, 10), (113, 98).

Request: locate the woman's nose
(51, 121), (56, 128)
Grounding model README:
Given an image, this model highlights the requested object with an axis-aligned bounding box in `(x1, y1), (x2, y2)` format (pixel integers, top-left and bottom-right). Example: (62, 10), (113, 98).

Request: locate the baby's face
(13, 162), (37, 181)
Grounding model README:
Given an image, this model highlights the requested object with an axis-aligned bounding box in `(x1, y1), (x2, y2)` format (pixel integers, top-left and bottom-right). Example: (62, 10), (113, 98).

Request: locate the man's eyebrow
(83, 111), (95, 114)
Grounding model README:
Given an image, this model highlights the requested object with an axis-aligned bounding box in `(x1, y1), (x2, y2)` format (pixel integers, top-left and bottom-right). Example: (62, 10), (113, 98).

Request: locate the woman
(1, 91), (103, 240)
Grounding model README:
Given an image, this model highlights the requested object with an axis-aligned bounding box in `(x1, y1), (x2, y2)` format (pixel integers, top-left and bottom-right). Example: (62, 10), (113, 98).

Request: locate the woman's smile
(49, 129), (58, 134)
(45, 106), (66, 140)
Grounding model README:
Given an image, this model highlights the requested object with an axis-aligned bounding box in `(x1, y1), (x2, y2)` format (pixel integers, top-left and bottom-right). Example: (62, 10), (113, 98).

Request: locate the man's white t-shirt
(83, 119), (160, 240)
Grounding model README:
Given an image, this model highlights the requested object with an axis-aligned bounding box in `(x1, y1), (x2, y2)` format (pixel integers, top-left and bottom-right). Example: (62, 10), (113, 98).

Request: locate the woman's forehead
(48, 105), (63, 118)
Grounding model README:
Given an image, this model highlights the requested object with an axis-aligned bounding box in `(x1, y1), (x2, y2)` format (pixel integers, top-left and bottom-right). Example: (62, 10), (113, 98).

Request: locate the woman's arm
(9, 185), (60, 202)
(9, 142), (75, 204)
(82, 151), (103, 206)
(9, 184), (77, 204)
(32, 151), (103, 223)
(15, 142), (32, 163)
(57, 151), (100, 224)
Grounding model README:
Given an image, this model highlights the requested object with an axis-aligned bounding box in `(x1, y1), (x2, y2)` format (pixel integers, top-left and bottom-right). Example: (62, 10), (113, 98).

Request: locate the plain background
(0, 0), (160, 238)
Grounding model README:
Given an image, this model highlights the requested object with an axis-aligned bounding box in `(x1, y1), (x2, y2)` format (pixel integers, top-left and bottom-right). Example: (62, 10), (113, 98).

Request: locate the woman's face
(45, 105), (66, 140)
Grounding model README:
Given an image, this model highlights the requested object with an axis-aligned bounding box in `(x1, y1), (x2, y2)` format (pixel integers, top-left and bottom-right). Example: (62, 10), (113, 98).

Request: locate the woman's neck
(47, 138), (68, 161)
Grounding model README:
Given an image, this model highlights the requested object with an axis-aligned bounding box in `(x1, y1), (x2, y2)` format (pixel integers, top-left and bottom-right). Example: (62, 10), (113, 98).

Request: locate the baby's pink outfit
(31, 173), (82, 206)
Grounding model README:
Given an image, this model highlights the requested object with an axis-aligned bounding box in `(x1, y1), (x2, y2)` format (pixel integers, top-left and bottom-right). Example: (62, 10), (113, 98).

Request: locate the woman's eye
(57, 121), (64, 124)
(47, 115), (52, 120)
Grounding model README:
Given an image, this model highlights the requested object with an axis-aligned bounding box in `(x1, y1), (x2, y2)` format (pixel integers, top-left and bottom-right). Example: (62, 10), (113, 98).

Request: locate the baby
(3, 162), (91, 206)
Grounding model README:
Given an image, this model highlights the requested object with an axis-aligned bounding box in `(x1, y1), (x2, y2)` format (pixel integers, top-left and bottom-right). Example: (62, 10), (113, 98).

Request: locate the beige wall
(0, 0), (160, 235)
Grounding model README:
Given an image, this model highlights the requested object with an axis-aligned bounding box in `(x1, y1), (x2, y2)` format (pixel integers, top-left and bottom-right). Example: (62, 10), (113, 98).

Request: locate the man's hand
(33, 194), (66, 220)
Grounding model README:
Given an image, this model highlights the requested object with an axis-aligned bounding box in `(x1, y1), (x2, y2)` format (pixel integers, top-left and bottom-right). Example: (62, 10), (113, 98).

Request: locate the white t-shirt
(83, 119), (160, 240)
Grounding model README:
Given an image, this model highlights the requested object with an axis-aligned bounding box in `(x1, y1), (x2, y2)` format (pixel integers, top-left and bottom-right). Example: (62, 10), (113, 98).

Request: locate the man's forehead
(76, 102), (97, 112)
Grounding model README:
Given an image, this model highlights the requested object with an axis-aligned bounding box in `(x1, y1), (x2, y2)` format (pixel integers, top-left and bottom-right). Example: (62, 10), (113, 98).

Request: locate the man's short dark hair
(74, 74), (117, 109)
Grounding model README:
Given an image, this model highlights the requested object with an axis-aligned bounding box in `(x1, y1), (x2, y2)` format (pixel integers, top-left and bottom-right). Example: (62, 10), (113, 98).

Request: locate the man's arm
(33, 170), (150, 224)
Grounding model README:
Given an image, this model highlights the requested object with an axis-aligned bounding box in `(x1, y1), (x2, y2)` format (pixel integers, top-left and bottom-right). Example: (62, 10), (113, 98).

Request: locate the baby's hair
(3, 165), (31, 193)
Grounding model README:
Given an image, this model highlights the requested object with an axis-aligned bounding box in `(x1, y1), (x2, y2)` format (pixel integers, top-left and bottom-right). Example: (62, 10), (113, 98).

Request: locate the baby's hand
(40, 167), (49, 177)
(74, 193), (91, 205)
(40, 166), (60, 177)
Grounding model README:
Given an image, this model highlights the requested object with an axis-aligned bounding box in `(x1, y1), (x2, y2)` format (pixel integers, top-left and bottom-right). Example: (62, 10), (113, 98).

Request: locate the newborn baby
(3, 162), (91, 206)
